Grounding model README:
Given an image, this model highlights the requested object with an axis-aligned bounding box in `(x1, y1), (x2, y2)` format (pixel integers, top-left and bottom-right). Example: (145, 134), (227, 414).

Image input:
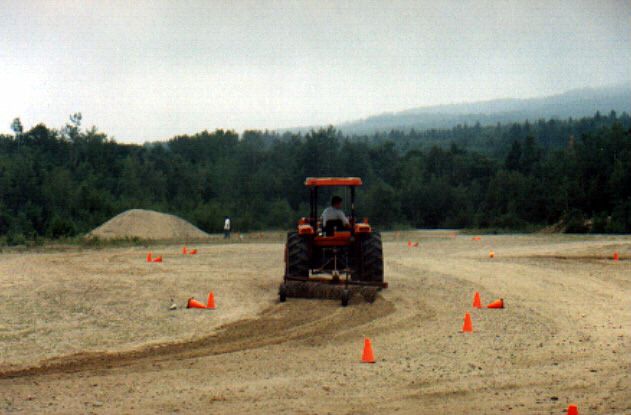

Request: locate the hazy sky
(1, 0), (629, 142)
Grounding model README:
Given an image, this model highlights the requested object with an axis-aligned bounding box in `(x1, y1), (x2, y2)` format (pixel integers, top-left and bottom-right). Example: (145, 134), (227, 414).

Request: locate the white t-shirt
(321, 207), (350, 227)
(224, 218), (231, 230)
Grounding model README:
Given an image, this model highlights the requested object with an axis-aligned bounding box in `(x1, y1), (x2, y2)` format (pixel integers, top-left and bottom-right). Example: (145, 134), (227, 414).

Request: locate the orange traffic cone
(472, 236), (481, 241)
(190, 249), (198, 255)
(462, 312), (473, 333)
(613, 252), (619, 261)
(407, 240), (412, 247)
(207, 291), (216, 309)
(362, 337), (375, 363)
(153, 256), (163, 263)
(487, 298), (504, 309)
(566, 404), (578, 415)
(489, 250), (495, 258)
(187, 297), (207, 309)
(146, 252), (152, 262)
(182, 246), (187, 255)
(473, 291), (482, 309)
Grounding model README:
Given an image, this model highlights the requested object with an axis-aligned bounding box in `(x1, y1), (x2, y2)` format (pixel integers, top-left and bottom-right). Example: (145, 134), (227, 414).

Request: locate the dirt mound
(87, 209), (210, 240)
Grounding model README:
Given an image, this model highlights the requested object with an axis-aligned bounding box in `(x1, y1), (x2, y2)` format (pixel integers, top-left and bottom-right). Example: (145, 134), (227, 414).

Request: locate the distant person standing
(223, 216), (231, 239)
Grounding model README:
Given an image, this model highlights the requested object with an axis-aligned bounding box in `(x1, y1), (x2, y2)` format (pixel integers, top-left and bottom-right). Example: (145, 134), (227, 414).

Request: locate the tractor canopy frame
(305, 177), (362, 231)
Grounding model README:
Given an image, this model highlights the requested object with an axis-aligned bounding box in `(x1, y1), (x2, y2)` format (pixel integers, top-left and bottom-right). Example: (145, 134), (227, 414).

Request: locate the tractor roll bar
(308, 184), (357, 231)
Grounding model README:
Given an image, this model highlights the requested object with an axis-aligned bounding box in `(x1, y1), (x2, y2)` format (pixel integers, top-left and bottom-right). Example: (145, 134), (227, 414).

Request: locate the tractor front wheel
(279, 283), (287, 302)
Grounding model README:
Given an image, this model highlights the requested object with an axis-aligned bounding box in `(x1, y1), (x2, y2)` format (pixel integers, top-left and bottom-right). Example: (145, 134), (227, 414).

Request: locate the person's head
(331, 195), (343, 209)
(224, 216), (229, 220)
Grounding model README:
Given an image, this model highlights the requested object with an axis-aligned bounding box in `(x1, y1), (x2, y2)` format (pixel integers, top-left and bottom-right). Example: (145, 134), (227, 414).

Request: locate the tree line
(0, 111), (630, 244)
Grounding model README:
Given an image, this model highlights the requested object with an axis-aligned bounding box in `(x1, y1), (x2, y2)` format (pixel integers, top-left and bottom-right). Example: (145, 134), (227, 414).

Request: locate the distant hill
(284, 84), (631, 135)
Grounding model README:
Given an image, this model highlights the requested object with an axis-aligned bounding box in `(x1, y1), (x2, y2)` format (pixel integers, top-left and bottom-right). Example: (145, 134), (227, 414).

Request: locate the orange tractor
(279, 177), (387, 306)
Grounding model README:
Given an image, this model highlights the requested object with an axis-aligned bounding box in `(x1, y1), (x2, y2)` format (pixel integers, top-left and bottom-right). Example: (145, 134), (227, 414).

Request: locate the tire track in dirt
(0, 295), (395, 380)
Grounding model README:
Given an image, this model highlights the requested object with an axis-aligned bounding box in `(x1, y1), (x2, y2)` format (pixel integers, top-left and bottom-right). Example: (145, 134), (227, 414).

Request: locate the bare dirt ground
(0, 232), (629, 414)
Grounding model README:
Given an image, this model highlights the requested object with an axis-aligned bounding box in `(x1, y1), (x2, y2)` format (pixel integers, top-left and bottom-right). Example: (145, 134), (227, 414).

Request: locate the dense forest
(1, 111), (630, 244)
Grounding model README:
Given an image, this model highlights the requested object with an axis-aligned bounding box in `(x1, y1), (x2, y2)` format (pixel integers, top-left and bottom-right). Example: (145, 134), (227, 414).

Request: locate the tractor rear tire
(286, 232), (310, 278)
(341, 289), (350, 307)
(360, 232), (384, 282)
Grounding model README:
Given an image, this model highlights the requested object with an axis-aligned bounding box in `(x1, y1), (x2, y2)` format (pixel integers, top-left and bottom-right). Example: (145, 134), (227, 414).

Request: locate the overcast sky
(1, 0), (629, 142)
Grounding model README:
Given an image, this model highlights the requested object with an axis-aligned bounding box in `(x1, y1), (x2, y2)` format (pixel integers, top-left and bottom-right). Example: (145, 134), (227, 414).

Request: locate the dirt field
(0, 232), (629, 414)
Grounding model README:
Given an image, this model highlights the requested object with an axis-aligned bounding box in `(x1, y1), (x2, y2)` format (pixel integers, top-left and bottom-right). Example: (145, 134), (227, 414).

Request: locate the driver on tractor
(321, 195), (350, 235)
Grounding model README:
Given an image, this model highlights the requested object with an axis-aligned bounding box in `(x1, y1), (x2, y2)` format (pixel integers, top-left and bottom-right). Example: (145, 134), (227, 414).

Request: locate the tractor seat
(323, 219), (345, 236)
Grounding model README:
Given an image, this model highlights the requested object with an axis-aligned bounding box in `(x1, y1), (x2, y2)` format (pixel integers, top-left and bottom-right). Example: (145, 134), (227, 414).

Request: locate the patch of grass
(458, 225), (541, 235)
(0, 231), (290, 252)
